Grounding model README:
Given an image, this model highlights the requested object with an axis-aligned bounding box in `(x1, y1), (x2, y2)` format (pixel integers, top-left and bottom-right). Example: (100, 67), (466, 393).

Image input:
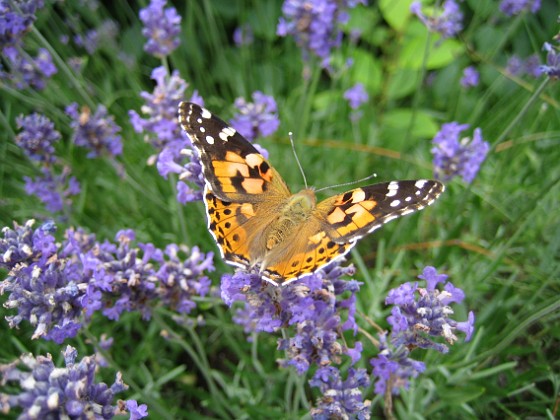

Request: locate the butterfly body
(179, 102), (444, 286)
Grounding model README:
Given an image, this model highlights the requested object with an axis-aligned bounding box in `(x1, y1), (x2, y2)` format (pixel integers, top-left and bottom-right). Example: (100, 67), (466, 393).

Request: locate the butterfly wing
(261, 220), (356, 285)
(261, 179), (444, 285)
(317, 179), (444, 243)
(178, 101), (290, 203)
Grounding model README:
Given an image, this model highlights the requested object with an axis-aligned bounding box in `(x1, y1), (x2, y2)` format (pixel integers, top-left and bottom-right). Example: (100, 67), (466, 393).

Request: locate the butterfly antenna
(315, 172), (378, 193)
(289, 131), (308, 189)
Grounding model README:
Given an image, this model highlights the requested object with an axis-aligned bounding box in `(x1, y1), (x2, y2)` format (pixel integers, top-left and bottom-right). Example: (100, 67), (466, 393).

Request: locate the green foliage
(1, 0), (559, 418)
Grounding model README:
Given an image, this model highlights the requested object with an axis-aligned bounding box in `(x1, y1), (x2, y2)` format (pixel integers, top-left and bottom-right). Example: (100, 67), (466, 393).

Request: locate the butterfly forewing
(178, 102), (290, 203)
(317, 180), (444, 243)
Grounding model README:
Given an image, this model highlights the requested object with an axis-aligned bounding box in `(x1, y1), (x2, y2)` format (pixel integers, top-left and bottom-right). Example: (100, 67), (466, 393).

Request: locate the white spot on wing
(390, 200), (401, 207)
(223, 126), (236, 137)
(415, 179), (427, 189)
(199, 127), (205, 133)
(206, 135), (215, 144)
(386, 181), (399, 197)
(201, 108), (212, 119)
(219, 127), (236, 142)
(405, 196), (412, 202)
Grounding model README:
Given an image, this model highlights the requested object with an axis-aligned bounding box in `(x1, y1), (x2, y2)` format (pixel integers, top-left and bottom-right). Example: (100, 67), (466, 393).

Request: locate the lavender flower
(344, 83), (369, 109)
(0, 219), (57, 272)
(79, 229), (159, 321)
(222, 263), (362, 374)
(139, 0), (181, 58)
(506, 54), (542, 78)
(126, 400), (149, 419)
(410, 0), (463, 39)
(369, 266), (474, 395)
(524, 54), (543, 78)
(66, 102), (123, 158)
(153, 244), (213, 315)
(0, 345), (141, 418)
(460, 66), (480, 88)
(499, 0), (541, 16)
(0, 220), (84, 343)
(77, 229), (215, 322)
(0, 222), (91, 343)
(129, 66), (205, 202)
(541, 42), (560, 79)
(230, 91), (280, 142)
(129, 67), (189, 149)
(431, 122), (490, 183)
(369, 333), (426, 395)
(309, 366), (371, 419)
(1, 220), (215, 343)
(15, 112), (60, 163)
(233, 24), (254, 47)
(74, 19), (119, 54)
(0, 0), (43, 50)
(24, 167), (81, 213)
(277, 0), (366, 68)
(3, 46), (57, 90)
(505, 55), (524, 76)
(385, 266), (476, 352)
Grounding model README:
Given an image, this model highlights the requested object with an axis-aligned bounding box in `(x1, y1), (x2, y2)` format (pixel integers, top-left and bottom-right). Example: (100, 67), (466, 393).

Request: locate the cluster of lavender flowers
(229, 91), (280, 144)
(344, 83), (369, 121)
(129, 66), (205, 203)
(277, 0), (367, 68)
(410, 0), (464, 40)
(15, 103), (123, 214)
(221, 263), (370, 418)
(0, 0), (57, 90)
(499, 0), (541, 16)
(71, 19), (120, 55)
(506, 54), (543, 78)
(431, 122), (490, 183)
(0, 345), (147, 419)
(541, 41), (560, 79)
(0, 219), (214, 344)
(460, 66), (480, 88)
(139, 0), (181, 58)
(370, 266), (475, 395)
(66, 103), (123, 158)
(15, 114), (80, 215)
(222, 262), (475, 417)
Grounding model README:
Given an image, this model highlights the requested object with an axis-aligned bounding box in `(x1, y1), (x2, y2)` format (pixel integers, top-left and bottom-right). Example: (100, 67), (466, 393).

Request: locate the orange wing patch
(322, 188), (379, 238)
(204, 188), (254, 267)
(210, 151), (275, 196)
(262, 231), (354, 285)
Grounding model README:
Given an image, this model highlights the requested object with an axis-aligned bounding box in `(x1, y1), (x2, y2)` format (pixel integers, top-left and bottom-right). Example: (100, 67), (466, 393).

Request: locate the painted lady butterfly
(178, 102), (444, 286)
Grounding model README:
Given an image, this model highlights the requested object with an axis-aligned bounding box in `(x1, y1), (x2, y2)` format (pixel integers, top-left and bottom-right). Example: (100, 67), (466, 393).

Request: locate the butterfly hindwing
(261, 223), (355, 285)
(317, 180), (445, 243)
(204, 186), (253, 268)
(178, 102), (289, 203)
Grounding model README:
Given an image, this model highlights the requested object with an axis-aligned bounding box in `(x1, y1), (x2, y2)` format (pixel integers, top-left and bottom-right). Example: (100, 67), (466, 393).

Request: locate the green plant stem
(153, 313), (233, 419)
(82, 328), (171, 419)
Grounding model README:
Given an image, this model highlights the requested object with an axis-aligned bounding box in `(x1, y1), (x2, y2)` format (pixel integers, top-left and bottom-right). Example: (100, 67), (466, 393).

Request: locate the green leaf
(379, 0), (413, 32)
(386, 69), (419, 99)
(400, 23), (464, 69)
(382, 108), (439, 145)
(349, 49), (383, 94)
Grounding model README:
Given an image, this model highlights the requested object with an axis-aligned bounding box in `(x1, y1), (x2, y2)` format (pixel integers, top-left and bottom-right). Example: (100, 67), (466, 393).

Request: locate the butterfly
(178, 102), (444, 286)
